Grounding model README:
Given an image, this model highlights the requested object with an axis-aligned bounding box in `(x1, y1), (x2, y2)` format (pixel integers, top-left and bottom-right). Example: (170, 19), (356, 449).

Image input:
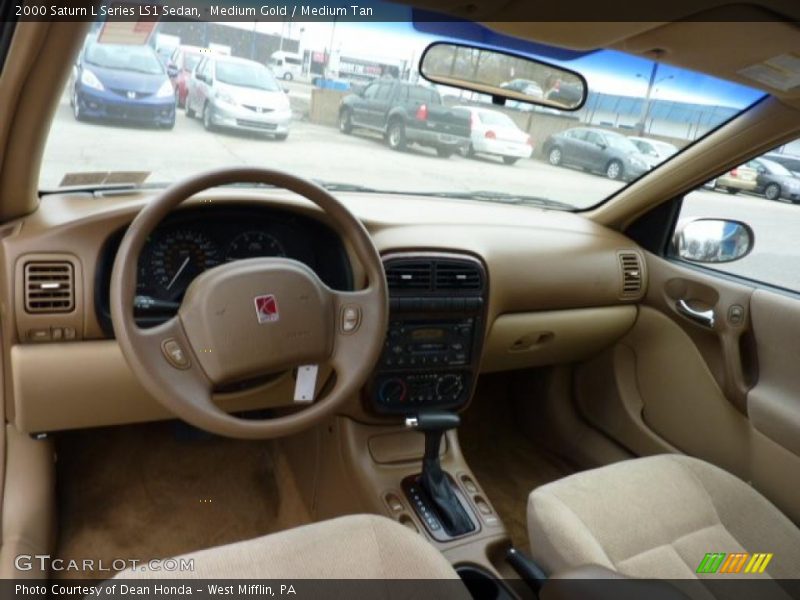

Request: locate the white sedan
(455, 106), (534, 165)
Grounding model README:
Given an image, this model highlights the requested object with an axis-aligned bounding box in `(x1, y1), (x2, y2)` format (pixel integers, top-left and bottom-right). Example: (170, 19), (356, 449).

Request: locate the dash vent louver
(434, 261), (482, 291)
(385, 260), (433, 292)
(24, 261), (74, 313)
(619, 252), (644, 298)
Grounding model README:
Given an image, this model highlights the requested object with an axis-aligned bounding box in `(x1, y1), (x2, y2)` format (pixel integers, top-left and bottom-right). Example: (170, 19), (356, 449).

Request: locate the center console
(368, 252), (488, 415)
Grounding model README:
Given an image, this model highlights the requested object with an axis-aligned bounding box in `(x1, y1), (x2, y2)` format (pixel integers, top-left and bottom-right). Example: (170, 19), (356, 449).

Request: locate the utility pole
(325, 18), (337, 77)
(278, 21), (286, 53)
(637, 62), (659, 135)
(637, 62), (674, 135)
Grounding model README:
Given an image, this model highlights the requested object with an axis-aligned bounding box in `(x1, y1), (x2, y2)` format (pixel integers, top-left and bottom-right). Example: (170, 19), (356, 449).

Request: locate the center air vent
(619, 252), (644, 298)
(435, 261), (482, 291)
(24, 262), (74, 313)
(385, 260), (433, 292)
(384, 255), (484, 294)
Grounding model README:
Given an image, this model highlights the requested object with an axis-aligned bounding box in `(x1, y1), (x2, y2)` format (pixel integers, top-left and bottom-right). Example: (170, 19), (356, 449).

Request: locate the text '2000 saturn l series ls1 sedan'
(1, 2), (800, 599)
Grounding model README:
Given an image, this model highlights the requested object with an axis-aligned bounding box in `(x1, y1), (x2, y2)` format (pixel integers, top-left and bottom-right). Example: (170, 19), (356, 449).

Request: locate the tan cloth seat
(528, 455), (800, 586)
(116, 514), (460, 580)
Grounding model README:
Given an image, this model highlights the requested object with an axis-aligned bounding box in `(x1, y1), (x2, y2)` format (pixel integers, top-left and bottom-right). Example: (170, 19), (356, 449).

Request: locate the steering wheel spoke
(131, 316), (215, 411)
(330, 286), (388, 385)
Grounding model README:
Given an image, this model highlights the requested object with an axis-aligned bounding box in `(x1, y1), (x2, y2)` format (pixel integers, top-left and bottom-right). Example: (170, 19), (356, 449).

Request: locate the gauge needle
(166, 256), (191, 291)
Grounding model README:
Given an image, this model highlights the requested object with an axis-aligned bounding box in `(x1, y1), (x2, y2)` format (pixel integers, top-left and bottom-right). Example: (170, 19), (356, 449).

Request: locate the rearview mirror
(420, 42), (587, 111)
(673, 219), (754, 264)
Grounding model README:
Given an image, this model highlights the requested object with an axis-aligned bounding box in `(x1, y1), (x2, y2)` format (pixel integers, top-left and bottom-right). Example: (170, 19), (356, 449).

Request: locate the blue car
(70, 39), (176, 129)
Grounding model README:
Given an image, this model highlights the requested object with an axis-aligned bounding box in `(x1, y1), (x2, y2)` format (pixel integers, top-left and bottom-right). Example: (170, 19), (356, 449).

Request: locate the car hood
(86, 64), (167, 94)
(219, 83), (289, 109)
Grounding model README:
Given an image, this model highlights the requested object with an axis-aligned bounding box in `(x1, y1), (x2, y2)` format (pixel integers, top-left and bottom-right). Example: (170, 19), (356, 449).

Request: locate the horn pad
(179, 258), (333, 385)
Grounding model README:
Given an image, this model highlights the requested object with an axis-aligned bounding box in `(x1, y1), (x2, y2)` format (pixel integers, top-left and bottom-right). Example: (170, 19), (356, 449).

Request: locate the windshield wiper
(414, 191), (575, 211)
(312, 180), (384, 193)
(313, 181), (574, 210)
(39, 182), (164, 196)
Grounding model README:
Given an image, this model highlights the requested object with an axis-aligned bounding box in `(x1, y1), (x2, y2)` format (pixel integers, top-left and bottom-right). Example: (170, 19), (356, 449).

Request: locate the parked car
(69, 37), (176, 129)
(764, 152), (800, 177)
(628, 136), (679, 168)
(338, 80), (471, 157)
(500, 78), (545, 99)
(268, 51), (304, 81)
(185, 55), (291, 140)
(454, 106), (533, 165)
(168, 45), (205, 108)
(542, 127), (651, 180)
(713, 162), (759, 194)
(751, 157), (800, 202)
(544, 78), (585, 107)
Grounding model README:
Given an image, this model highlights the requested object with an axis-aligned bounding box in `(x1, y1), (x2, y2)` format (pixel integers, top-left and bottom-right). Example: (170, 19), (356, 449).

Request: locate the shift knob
(405, 411), (461, 433)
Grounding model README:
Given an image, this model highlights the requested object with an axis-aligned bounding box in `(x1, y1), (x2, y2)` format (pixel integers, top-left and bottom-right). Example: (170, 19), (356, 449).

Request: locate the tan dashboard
(1, 189), (644, 433)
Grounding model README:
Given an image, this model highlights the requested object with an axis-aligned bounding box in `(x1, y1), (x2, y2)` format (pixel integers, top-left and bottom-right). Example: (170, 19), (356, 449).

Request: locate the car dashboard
(1, 188), (645, 433)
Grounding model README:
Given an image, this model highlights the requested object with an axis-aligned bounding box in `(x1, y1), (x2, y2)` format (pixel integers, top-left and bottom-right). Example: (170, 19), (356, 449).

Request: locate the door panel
(748, 289), (800, 457)
(575, 252), (800, 522)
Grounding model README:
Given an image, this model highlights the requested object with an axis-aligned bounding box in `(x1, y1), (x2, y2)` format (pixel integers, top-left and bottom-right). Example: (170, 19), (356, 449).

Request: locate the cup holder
(456, 565), (514, 600)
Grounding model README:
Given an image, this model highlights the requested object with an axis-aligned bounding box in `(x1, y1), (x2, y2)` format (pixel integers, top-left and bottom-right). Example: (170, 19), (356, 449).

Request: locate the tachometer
(148, 229), (221, 296)
(226, 231), (286, 261)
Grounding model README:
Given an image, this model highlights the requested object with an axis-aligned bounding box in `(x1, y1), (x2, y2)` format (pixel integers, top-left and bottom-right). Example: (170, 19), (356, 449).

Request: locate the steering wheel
(110, 168), (388, 439)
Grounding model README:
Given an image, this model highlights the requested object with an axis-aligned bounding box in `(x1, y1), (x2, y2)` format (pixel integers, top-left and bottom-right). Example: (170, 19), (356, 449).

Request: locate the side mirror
(673, 218), (754, 264)
(283, 87), (290, 94)
(167, 63), (179, 78)
(597, 142), (607, 150)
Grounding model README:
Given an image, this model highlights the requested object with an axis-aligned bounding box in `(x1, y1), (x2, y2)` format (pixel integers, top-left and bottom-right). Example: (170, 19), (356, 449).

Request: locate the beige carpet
(54, 422), (307, 579)
(460, 374), (575, 551)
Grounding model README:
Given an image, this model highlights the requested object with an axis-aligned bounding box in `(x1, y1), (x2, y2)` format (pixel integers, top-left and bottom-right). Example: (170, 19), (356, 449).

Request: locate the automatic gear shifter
(406, 411), (475, 536)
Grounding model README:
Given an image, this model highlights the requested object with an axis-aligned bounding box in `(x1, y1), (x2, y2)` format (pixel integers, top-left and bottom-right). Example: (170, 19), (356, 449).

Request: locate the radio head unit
(368, 253), (487, 415)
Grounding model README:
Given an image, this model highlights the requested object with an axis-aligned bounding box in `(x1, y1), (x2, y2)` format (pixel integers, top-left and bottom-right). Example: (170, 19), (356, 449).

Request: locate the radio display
(411, 328), (445, 340)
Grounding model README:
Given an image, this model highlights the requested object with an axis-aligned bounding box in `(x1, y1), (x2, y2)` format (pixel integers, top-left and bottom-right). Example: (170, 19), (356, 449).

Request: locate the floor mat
(54, 421), (303, 579)
(459, 374), (575, 551)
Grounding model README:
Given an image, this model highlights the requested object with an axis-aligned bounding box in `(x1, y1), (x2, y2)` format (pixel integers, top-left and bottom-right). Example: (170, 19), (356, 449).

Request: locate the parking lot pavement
(42, 99), (624, 207)
(41, 101), (800, 291)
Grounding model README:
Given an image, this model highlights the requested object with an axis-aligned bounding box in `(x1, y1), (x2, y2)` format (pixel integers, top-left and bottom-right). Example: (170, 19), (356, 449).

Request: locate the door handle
(676, 299), (715, 328)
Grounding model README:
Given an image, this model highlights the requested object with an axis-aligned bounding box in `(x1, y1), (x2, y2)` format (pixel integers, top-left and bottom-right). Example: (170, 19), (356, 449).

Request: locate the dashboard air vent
(619, 252), (643, 298)
(385, 260), (433, 292)
(24, 262), (74, 313)
(435, 261), (482, 291)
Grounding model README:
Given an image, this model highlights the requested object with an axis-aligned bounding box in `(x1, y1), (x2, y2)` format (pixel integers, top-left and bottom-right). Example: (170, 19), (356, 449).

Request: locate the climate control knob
(378, 378), (408, 405)
(435, 374), (464, 401)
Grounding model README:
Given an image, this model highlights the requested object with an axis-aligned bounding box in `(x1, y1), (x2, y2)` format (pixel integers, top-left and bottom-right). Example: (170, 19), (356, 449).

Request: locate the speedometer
(148, 229), (221, 296)
(226, 232), (286, 261)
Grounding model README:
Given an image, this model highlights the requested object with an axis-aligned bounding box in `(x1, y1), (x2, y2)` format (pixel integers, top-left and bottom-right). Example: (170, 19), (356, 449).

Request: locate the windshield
(652, 140), (678, 156)
(84, 43), (163, 75)
(184, 53), (202, 72)
(41, 17), (765, 210)
(216, 61), (281, 91)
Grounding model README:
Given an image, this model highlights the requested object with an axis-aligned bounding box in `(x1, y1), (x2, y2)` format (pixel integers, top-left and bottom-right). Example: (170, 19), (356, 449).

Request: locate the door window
(374, 83), (394, 101)
(585, 131), (604, 146)
(670, 136), (800, 292)
(362, 83), (379, 99)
